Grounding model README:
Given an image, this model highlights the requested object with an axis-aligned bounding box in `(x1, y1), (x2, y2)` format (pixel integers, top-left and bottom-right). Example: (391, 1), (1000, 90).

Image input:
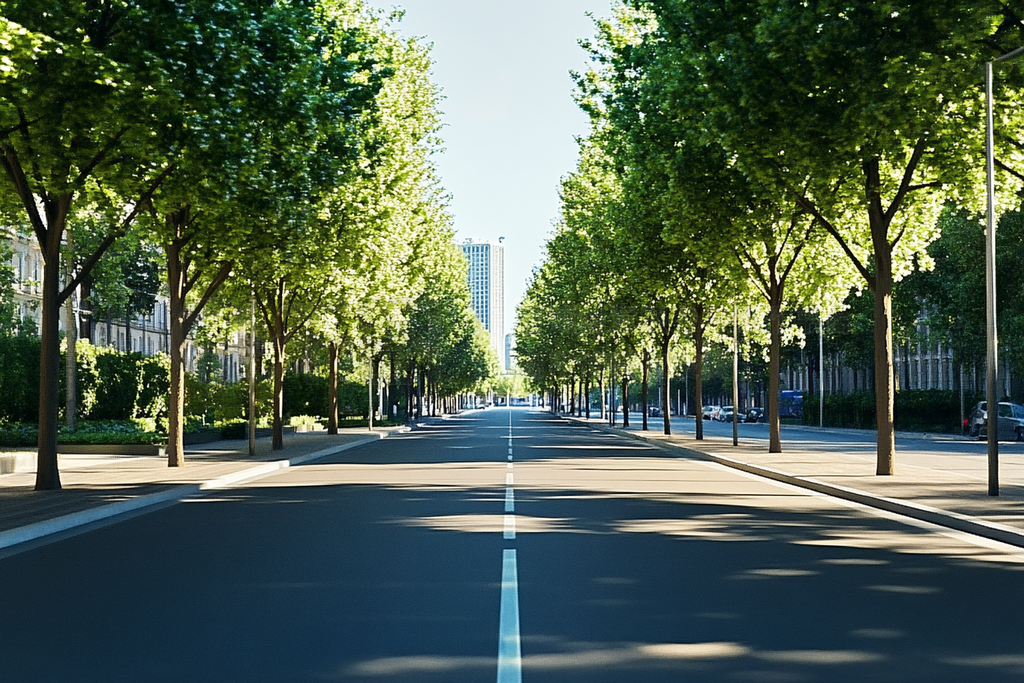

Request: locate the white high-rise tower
(460, 238), (504, 362)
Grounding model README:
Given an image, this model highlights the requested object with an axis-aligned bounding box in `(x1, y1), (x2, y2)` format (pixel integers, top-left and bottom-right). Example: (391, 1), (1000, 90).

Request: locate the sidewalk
(565, 414), (1024, 549)
(0, 427), (405, 551)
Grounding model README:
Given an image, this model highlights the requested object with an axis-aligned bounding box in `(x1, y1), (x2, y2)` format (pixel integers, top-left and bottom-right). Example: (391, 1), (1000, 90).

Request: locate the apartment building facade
(7, 233), (247, 383)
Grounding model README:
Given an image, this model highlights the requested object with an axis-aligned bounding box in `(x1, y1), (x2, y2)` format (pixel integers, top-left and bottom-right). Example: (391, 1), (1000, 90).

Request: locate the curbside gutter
(0, 432), (395, 552)
(565, 415), (1024, 550)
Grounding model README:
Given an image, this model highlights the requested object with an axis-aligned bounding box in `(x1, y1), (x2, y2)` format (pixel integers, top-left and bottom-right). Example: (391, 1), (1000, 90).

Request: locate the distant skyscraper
(505, 332), (516, 371)
(460, 238), (504, 362)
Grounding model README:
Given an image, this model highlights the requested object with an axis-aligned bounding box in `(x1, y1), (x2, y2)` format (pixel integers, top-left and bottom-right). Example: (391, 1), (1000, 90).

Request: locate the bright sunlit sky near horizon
(363, 0), (614, 341)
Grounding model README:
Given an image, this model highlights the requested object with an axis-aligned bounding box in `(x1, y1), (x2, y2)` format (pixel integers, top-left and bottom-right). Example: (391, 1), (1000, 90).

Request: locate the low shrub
(185, 375), (272, 423)
(0, 419), (164, 447)
(288, 415), (322, 428)
(217, 419), (247, 440)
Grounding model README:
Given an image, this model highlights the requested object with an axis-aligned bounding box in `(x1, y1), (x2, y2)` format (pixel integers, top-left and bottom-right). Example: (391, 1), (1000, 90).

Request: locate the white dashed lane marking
(497, 549), (522, 682)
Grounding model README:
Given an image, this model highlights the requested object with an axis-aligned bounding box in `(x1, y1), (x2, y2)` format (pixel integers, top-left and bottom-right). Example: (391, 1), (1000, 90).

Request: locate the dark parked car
(647, 406), (662, 417)
(968, 401), (1024, 440)
(744, 407), (765, 423)
(720, 406), (746, 423)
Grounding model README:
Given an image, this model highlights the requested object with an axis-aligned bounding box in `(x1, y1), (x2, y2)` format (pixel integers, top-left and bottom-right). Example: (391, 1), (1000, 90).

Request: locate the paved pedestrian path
(566, 413), (1024, 549)
(0, 429), (403, 544)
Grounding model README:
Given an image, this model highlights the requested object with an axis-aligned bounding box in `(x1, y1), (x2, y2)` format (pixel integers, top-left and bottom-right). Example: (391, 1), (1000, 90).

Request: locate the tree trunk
(598, 369), (605, 421)
(867, 159), (896, 476)
(328, 341), (339, 434)
(663, 336), (673, 436)
(79, 274), (94, 343)
(166, 236), (188, 468)
(873, 250), (895, 474)
(768, 289), (783, 453)
(405, 365), (414, 422)
(584, 375), (591, 419)
(372, 356), (380, 430)
(222, 338), (229, 383)
(248, 299), (256, 457)
(693, 306), (704, 441)
(388, 351), (397, 420)
(35, 226), (64, 490)
(641, 349), (650, 431)
(271, 330), (285, 450)
(417, 367), (424, 419)
(163, 210), (234, 466)
(609, 354), (617, 427)
(64, 288), (77, 432)
(621, 374), (629, 428)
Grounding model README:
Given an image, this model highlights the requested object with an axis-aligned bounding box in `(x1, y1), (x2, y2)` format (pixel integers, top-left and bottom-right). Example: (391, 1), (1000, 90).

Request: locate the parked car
(702, 405), (720, 420)
(970, 401), (1024, 441)
(647, 406), (662, 417)
(720, 406), (746, 422)
(745, 407), (765, 423)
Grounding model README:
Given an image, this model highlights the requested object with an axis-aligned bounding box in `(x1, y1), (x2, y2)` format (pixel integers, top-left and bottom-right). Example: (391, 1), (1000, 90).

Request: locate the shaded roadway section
(0, 410), (1022, 681)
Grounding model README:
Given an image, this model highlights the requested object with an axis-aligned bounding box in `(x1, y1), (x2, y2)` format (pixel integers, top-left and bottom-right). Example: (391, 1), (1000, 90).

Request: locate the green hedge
(184, 373), (368, 423)
(72, 343), (169, 421)
(0, 419), (163, 447)
(0, 333), (40, 423)
(803, 389), (982, 433)
(284, 374), (367, 419)
(0, 334), (373, 433)
(0, 336), (170, 424)
(184, 375), (273, 423)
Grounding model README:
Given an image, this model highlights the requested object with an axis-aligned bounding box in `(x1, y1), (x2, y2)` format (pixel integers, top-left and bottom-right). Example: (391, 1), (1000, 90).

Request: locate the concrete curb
(566, 416), (1024, 550)
(0, 432), (391, 552)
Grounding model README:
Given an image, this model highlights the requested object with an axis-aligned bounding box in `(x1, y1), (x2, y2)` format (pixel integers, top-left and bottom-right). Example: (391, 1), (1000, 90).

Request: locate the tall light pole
(985, 46), (1024, 497)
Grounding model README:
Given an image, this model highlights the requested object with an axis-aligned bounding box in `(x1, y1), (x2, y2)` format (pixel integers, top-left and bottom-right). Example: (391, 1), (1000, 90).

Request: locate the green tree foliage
(632, 0), (1024, 474)
(0, 1), (198, 487)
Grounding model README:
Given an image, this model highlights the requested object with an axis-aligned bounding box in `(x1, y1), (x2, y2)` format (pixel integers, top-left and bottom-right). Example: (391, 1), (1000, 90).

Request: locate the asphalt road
(1, 408), (1022, 682)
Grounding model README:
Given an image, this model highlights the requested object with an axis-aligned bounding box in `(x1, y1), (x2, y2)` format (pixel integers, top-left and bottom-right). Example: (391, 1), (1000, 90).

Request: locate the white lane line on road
(505, 486), (515, 512)
(497, 549), (523, 683)
(506, 472), (514, 486)
(508, 447), (513, 455)
(507, 463), (513, 469)
(508, 455), (513, 461)
(503, 513), (516, 539)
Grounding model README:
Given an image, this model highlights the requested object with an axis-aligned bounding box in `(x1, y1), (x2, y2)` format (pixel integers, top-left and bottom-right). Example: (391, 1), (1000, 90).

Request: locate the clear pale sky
(364, 0), (614, 339)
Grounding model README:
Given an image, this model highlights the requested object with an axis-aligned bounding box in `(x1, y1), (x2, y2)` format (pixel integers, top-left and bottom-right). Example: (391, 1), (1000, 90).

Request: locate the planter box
(0, 452), (34, 474)
(294, 424), (325, 433)
(57, 443), (167, 457)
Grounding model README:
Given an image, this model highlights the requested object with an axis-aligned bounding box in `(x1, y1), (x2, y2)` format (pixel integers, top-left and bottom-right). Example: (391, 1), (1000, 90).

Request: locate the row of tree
(516, 0), (1024, 475)
(0, 0), (494, 490)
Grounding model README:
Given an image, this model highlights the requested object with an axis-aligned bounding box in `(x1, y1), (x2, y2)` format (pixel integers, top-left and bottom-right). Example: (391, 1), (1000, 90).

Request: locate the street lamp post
(984, 46), (1024, 497)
